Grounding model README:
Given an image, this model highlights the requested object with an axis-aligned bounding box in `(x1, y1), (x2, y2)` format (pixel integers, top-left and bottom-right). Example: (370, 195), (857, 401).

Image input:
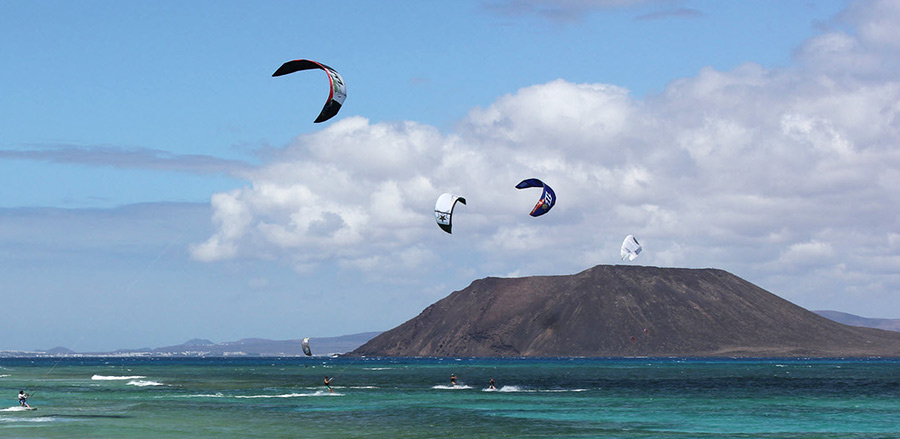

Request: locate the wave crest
(92, 375), (146, 380)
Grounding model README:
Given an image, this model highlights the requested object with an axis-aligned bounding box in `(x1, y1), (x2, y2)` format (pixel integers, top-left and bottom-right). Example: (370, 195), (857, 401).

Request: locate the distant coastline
(3, 310), (899, 358)
(0, 332), (381, 358)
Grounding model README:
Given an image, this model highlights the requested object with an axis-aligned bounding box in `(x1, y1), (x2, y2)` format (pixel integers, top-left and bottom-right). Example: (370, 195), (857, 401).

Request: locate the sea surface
(1, 356), (899, 438)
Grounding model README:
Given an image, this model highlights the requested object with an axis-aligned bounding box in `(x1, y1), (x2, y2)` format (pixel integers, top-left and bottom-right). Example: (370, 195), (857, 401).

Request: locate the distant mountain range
(352, 265), (900, 357)
(0, 332), (381, 358)
(813, 310), (900, 332)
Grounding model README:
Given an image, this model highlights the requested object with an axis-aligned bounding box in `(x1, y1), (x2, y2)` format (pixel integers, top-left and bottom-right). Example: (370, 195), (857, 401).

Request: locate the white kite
(621, 235), (642, 261)
(434, 193), (466, 234)
(302, 337), (312, 356)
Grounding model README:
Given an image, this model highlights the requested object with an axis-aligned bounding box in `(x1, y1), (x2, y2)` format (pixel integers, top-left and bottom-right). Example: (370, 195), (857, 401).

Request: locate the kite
(434, 193), (466, 234)
(620, 235), (642, 261)
(515, 178), (556, 217)
(272, 59), (346, 123)
(302, 337), (312, 356)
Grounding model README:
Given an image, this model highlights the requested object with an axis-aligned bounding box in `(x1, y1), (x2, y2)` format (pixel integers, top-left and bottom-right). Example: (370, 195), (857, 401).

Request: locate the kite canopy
(301, 337), (312, 356)
(620, 235), (642, 261)
(434, 193), (466, 234)
(273, 59), (346, 123)
(515, 178), (556, 217)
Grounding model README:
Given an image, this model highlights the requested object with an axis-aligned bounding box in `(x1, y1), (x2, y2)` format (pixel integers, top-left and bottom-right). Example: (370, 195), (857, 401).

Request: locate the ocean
(1, 356), (899, 438)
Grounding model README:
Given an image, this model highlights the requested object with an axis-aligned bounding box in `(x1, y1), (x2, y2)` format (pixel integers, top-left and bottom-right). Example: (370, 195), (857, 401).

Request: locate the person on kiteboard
(324, 376), (333, 393)
(18, 391), (29, 407)
(450, 374), (457, 386)
(488, 378), (496, 390)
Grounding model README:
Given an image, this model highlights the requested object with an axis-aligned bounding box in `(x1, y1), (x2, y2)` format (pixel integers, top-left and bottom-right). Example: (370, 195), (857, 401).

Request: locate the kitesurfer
(324, 376), (333, 393)
(450, 374), (457, 386)
(488, 378), (496, 390)
(18, 391), (29, 407)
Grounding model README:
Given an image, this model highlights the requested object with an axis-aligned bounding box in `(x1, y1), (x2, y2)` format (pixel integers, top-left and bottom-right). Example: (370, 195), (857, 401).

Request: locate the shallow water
(1, 357), (899, 438)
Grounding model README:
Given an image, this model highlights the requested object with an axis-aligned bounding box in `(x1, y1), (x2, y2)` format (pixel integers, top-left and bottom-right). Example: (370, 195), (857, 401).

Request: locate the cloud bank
(193, 0), (900, 315)
(0, 144), (252, 175)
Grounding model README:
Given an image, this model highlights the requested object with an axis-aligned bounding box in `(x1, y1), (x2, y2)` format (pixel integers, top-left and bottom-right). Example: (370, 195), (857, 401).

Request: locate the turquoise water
(2, 357), (899, 438)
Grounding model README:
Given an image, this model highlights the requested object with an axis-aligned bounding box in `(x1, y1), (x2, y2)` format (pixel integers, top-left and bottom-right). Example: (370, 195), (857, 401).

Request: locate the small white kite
(620, 235), (642, 261)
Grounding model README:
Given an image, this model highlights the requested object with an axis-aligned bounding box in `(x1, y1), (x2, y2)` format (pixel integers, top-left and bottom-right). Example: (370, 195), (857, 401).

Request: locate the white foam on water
(540, 388), (588, 393)
(0, 415), (56, 423)
(432, 384), (472, 390)
(92, 375), (146, 380)
(1, 406), (37, 412)
(235, 393), (305, 399)
(127, 380), (165, 387)
(498, 385), (524, 392)
(0, 374), (10, 378)
(482, 385), (531, 392)
(481, 386), (587, 393)
(235, 391), (341, 398)
(306, 390), (342, 397)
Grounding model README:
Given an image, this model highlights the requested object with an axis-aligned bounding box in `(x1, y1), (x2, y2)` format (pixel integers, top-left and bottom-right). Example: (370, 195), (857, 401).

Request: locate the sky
(3, 0), (899, 352)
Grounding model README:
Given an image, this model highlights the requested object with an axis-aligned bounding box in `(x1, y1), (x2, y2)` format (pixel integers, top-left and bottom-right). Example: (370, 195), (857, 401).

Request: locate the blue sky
(6, 0), (900, 352)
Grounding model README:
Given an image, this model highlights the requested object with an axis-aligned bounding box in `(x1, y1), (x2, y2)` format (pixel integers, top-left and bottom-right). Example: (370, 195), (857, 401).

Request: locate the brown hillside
(351, 265), (900, 357)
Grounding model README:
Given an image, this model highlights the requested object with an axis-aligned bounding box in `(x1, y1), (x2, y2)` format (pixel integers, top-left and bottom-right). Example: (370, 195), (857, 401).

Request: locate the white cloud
(776, 240), (838, 268)
(796, 0), (900, 79)
(842, 0), (900, 49)
(189, 190), (251, 261)
(195, 0), (900, 316)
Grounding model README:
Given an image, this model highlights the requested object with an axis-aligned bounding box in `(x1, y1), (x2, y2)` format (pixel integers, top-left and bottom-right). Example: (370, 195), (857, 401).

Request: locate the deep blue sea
(2, 356), (899, 438)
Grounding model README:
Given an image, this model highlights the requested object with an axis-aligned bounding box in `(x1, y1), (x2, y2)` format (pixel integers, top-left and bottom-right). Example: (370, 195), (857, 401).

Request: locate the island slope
(351, 265), (900, 357)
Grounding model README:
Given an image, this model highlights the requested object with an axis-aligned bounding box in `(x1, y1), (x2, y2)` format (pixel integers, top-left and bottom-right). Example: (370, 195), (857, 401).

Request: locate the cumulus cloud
(796, 0), (900, 80)
(775, 240), (838, 268)
(194, 0), (900, 315)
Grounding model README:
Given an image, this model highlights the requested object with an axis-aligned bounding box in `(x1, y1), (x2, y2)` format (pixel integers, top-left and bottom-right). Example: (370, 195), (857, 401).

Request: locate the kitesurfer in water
(324, 376), (333, 393)
(450, 374), (457, 386)
(18, 391), (29, 407)
(488, 378), (496, 390)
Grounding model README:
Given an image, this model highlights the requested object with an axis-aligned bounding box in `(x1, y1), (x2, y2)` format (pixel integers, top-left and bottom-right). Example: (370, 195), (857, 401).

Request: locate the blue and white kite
(515, 178), (556, 217)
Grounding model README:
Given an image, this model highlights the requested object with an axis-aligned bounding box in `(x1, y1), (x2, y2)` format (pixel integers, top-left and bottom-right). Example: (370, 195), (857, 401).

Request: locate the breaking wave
(127, 380), (165, 387)
(92, 375), (146, 380)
